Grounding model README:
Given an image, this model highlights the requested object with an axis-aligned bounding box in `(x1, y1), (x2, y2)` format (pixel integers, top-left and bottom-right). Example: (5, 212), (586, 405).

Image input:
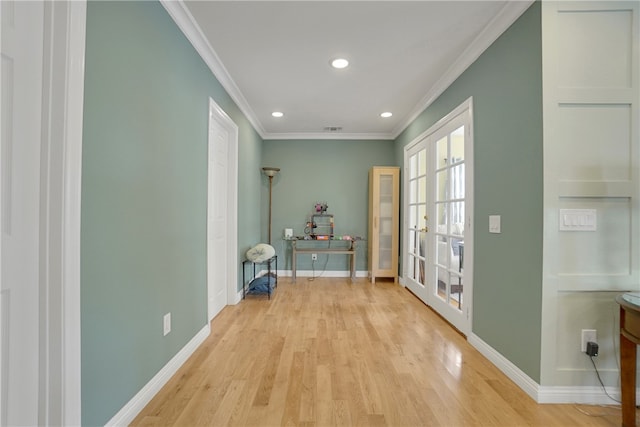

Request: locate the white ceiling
(171, 1), (533, 140)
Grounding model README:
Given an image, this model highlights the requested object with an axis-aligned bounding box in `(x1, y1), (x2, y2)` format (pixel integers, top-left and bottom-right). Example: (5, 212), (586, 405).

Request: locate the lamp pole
(262, 167), (280, 244)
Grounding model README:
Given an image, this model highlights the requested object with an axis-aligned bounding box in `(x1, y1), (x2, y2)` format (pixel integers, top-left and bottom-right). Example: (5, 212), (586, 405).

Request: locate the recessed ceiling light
(380, 112), (393, 118)
(331, 58), (349, 69)
(271, 111), (284, 118)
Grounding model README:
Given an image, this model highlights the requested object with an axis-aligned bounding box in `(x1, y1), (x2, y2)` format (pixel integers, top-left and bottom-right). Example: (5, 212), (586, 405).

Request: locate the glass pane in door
(433, 126), (465, 310)
(406, 148), (429, 286)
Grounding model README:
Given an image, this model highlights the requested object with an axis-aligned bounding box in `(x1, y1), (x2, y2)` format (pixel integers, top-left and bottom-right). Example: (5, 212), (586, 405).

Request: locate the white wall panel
(554, 292), (622, 383)
(557, 198), (630, 279)
(557, 104), (631, 182)
(558, 9), (633, 89)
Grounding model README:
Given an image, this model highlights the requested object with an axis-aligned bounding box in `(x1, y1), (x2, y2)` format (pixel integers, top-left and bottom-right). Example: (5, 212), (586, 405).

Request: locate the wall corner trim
(104, 324), (211, 426)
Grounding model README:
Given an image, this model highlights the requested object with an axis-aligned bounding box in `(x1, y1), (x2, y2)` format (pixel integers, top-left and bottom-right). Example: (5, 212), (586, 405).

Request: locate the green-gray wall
(395, 2), (543, 381)
(260, 139), (395, 273)
(81, 2), (262, 425)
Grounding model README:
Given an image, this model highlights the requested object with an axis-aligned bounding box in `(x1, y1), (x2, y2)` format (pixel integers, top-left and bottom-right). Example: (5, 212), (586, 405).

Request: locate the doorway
(207, 98), (239, 322)
(404, 98), (474, 335)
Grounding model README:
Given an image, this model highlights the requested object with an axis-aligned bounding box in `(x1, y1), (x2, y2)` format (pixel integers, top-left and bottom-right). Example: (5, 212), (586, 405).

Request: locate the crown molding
(391, 0), (535, 139)
(160, 0), (267, 138)
(263, 131), (394, 141)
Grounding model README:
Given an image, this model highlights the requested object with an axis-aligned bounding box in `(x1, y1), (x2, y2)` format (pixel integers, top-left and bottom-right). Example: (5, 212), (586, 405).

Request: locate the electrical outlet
(163, 313), (171, 336)
(581, 329), (596, 352)
(311, 253), (318, 261)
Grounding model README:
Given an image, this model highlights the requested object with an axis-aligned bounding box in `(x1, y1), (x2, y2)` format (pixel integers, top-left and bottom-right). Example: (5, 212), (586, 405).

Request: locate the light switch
(559, 209), (596, 231)
(489, 215), (501, 234)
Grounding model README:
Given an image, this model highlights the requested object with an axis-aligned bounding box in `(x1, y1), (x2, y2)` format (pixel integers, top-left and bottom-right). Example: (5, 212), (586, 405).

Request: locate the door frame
(208, 97), (239, 313)
(402, 97), (474, 336)
(34, 1), (86, 425)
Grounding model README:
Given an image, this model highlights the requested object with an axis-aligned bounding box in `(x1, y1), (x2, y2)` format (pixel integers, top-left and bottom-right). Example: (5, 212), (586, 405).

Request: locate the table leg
(351, 241), (356, 280)
(351, 251), (356, 280)
(292, 246), (297, 282)
(620, 329), (637, 427)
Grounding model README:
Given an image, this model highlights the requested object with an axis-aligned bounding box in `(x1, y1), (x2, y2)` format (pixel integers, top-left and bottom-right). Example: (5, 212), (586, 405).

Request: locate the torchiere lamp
(262, 167), (280, 244)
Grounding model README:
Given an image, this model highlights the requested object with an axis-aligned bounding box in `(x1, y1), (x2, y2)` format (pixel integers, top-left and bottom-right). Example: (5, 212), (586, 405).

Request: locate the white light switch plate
(489, 215), (501, 233)
(559, 209), (596, 231)
(163, 313), (171, 336)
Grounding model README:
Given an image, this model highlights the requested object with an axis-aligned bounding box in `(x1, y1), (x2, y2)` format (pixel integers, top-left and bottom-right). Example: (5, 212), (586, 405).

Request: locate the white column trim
(40, 1), (86, 425)
(62, 2), (86, 424)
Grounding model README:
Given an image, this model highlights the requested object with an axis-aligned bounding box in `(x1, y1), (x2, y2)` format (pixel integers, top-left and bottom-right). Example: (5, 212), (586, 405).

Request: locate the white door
(1, 1), (43, 424)
(404, 99), (474, 335)
(207, 101), (233, 321)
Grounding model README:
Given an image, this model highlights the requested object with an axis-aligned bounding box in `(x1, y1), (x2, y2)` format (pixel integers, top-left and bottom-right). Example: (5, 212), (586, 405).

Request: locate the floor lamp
(262, 167), (280, 245)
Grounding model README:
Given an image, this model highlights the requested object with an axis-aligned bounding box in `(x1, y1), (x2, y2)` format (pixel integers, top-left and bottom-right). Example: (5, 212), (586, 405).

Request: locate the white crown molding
(263, 132), (394, 141)
(391, 0), (535, 139)
(160, 0), (267, 138)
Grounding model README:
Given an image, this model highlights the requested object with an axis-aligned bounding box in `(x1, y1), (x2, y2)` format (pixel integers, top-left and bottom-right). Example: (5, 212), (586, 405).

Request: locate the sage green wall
(261, 139), (395, 273)
(81, 2), (262, 425)
(395, 3), (543, 381)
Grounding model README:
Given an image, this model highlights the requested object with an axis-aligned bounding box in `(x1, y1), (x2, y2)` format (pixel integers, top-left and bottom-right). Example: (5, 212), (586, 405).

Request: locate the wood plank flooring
(131, 277), (627, 426)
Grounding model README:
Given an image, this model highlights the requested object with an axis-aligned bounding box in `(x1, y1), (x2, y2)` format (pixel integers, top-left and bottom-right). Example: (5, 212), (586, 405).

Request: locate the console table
(286, 237), (362, 282)
(617, 292), (640, 427)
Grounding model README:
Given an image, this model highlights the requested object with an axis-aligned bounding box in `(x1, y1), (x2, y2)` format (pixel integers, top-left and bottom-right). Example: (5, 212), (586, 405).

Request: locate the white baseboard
(537, 385), (625, 405)
(468, 333), (540, 401)
(468, 333), (640, 405)
(275, 270), (367, 278)
(105, 323), (211, 426)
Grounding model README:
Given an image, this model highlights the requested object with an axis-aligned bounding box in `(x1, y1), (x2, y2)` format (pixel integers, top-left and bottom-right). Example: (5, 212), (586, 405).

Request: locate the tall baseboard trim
(468, 333), (540, 401)
(275, 270), (367, 278)
(105, 323), (211, 426)
(249, 268), (369, 279)
(537, 385), (622, 405)
(467, 333), (640, 405)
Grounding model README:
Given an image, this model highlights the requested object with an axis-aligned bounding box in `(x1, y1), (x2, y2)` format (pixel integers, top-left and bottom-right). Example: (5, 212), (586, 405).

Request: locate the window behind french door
(404, 98), (473, 335)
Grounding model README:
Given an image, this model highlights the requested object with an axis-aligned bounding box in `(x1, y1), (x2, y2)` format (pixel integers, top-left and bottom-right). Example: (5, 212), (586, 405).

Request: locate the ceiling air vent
(323, 126), (342, 132)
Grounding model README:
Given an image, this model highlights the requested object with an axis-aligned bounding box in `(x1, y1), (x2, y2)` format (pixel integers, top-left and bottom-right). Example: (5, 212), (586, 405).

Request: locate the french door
(404, 99), (473, 335)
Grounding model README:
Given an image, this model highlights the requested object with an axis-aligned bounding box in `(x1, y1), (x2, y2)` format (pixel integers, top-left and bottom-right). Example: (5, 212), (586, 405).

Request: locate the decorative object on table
(246, 243), (276, 263)
(314, 202), (328, 214)
(303, 202), (333, 239)
(261, 167), (280, 244)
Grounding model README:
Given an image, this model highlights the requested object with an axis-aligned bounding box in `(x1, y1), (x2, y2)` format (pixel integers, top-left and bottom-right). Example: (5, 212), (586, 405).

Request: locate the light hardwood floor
(131, 277), (627, 426)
